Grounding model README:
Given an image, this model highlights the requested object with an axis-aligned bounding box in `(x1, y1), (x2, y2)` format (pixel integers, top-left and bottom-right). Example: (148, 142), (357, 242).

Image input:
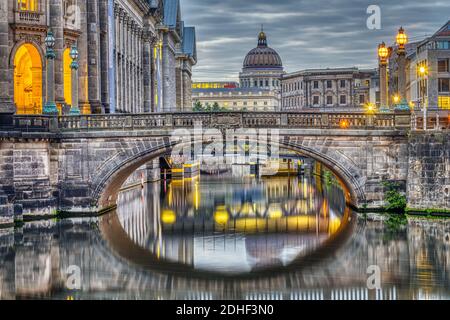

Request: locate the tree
(204, 103), (212, 112)
(193, 101), (203, 112)
(212, 102), (221, 112)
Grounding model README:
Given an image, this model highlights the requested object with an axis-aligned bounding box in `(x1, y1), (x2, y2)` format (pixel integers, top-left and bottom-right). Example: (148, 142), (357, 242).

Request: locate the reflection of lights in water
(116, 172), (348, 274)
(214, 206), (229, 225)
(267, 203), (283, 219)
(161, 209), (176, 224)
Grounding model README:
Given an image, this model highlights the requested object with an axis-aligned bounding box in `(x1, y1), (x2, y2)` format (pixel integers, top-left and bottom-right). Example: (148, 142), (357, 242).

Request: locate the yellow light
(214, 206), (229, 225)
(393, 95), (400, 104)
(365, 103), (376, 114)
(378, 42), (389, 60)
(339, 119), (350, 129)
(409, 101), (416, 109)
(419, 66), (427, 75)
(161, 209), (176, 224)
(268, 204), (283, 219)
(13, 43), (43, 114)
(396, 27), (408, 46)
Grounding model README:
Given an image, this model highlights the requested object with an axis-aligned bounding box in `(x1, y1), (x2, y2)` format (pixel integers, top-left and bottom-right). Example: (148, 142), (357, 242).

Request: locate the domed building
(240, 30), (285, 90)
(192, 29), (284, 112)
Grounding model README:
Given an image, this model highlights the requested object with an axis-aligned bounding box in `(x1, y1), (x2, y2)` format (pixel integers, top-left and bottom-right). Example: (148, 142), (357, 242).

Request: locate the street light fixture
(396, 27), (408, 49)
(69, 45), (80, 115)
(378, 42), (391, 112)
(43, 31), (58, 115)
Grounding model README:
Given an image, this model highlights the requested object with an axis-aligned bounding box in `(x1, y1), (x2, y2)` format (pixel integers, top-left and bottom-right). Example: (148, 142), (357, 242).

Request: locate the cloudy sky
(182, 0), (449, 82)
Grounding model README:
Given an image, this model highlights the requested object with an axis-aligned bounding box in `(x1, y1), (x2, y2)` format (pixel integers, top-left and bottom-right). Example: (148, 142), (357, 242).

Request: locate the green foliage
(212, 102), (221, 111)
(193, 101), (203, 111)
(382, 182), (407, 213)
(385, 212), (408, 232)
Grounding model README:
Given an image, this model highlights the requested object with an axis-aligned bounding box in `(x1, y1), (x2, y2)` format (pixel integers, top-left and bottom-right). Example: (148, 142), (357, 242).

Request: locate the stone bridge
(0, 111), (449, 224)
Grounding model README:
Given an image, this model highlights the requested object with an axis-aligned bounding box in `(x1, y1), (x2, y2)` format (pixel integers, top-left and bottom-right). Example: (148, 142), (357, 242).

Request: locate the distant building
(396, 21), (450, 110)
(192, 29), (284, 111)
(281, 68), (377, 111)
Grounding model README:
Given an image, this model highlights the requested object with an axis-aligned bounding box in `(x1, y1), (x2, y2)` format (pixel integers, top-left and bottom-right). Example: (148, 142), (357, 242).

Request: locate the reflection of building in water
(115, 173), (348, 273)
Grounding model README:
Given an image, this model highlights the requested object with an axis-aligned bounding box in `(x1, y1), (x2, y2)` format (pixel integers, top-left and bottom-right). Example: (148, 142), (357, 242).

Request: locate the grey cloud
(181, 0), (448, 81)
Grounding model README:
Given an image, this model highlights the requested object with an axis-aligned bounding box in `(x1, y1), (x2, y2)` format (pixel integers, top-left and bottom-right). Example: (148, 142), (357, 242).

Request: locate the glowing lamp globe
(378, 42), (389, 60)
(396, 27), (408, 46)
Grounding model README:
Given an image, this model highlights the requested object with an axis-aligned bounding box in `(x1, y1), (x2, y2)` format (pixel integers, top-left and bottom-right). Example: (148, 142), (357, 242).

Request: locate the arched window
(17, 0), (38, 11)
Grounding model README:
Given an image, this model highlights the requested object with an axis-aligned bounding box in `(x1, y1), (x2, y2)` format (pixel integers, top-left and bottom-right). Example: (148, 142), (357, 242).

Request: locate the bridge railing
(6, 111), (409, 133)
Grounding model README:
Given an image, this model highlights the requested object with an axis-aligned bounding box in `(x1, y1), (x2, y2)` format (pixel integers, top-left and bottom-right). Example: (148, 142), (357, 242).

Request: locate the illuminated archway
(13, 43), (43, 114)
(63, 47), (72, 106)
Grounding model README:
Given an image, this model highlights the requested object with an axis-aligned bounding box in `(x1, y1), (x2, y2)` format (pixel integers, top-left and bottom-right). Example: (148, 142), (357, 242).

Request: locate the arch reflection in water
(116, 174), (348, 275)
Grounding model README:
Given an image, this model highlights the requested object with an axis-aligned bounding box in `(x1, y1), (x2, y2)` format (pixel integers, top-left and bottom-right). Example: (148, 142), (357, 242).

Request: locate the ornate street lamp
(69, 45), (80, 115)
(378, 42), (391, 112)
(395, 27), (410, 111)
(43, 31), (59, 115)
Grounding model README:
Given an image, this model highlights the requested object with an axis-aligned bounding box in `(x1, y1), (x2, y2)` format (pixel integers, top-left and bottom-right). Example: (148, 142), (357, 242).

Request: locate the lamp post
(418, 65), (428, 130)
(43, 31), (58, 115)
(396, 27), (408, 105)
(378, 42), (391, 112)
(69, 45), (80, 115)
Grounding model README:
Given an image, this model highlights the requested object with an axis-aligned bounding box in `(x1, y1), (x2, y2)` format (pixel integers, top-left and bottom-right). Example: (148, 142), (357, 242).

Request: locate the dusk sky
(182, 0), (449, 82)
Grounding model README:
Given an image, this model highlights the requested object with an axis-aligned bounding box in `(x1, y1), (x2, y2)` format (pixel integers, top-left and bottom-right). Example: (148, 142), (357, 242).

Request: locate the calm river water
(1, 172), (449, 300)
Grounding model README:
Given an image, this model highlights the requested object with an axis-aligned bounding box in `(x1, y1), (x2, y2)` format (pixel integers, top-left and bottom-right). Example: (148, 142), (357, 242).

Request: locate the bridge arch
(92, 137), (366, 211)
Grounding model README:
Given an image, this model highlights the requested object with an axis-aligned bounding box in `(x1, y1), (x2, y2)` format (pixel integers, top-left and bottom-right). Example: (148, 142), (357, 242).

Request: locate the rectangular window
(359, 94), (366, 104)
(438, 59), (449, 72)
(340, 95), (347, 105)
(437, 41), (450, 50)
(254, 101), (258, 106)
(264, 101), (268, 106)
(313, 81), (319, 89)
(327, 80), (332, 89)
(313, 96), (319, 105)
(438, 78), (450, 92)
(326, 96), (333, 105)
(340, 80), (346, 88)
(438, 96), (450, 109)
(266, 80), (269, 87)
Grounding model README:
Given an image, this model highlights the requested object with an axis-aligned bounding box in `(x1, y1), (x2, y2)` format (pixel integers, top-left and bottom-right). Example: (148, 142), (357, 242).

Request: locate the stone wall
(407, 132), (450, 210)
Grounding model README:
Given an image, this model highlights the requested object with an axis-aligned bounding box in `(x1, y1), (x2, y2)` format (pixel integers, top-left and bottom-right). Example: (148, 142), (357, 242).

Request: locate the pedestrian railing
(6, 111), (412, 133)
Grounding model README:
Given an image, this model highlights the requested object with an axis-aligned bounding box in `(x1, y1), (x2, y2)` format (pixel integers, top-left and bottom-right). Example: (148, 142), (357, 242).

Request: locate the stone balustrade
(7, 111), (410, 133)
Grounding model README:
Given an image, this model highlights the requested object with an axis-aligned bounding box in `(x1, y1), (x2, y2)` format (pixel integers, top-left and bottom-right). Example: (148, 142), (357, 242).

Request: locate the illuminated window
(438, 96), (450, 109)
(63, 48), (72, 106)
(14, 43), (43, 114)
(17, 0), (38, 11)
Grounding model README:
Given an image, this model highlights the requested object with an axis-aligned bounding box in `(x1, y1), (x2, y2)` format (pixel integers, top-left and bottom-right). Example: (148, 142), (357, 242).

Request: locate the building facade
(281, 68), (377, 111)
(192, 87), (280, 112)
(0, 0), (197, 118)
(400, 21), (450, 110)
(192, 30), (284, 111)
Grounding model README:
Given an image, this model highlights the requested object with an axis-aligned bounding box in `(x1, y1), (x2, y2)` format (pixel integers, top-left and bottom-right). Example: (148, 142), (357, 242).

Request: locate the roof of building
(182, 26), (197, 59)
(243, 30), (283, 70)
(163, 0), (180, 29)
(432, 20), (450, 38)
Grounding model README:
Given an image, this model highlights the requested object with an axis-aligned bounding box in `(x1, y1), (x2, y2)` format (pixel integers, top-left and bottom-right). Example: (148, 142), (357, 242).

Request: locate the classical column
(142, 36), (153, 113)
(49, 0), (65, 109)
(86, 0), (102, 113)
(77, 0), (90, 113)
(99, 0), (111, 113)
(0, 0), (14, 125)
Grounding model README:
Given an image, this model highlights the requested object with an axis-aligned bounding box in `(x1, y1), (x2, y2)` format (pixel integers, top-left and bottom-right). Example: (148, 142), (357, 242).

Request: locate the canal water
(1, 170), (449, 300)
